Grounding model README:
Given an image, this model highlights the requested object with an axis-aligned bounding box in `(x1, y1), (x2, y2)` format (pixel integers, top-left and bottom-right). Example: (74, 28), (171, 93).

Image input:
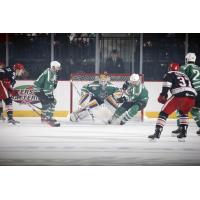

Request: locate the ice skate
(177, 127), (187, 142)
(148, 129), (161, 141)
(148, 133), (160, 141)
(46, 118), (60, 127)
(171, 127), (181, 137)
(41, 114), (46, 122)
(41, 113), (57, 123)
(177, 133), (186, 142)
(196, 129), (200, 136)
(120, 120), (126, 125)
(8, 118), (20, 125)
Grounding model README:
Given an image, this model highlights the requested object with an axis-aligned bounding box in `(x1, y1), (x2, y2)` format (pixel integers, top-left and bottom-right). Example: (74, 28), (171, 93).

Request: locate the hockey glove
(117, 96), (127, 103)
(10, 89), (19, 97)
(47, 94), (55, 104)
(37, 90), (46, 98)
(54, 81), (58, 89)
(122, 81), (130, 90)
(158, 95), (167, 104)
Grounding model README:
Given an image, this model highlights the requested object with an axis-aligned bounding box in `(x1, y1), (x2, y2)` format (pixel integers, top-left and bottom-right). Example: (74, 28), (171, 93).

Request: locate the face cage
(99, 79), (108, 86)
(130, 79), (140, 86)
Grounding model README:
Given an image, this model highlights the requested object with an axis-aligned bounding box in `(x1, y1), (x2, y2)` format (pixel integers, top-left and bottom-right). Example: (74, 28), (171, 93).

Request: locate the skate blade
(178, 138), (186, 142)
(148, 138), (158, 142)
(171, 133), (178, 137)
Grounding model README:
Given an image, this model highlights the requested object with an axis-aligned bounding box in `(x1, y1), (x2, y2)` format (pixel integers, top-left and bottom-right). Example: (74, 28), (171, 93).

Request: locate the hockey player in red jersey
(0, 63), (25, 124)
(148, 63), (196, 141)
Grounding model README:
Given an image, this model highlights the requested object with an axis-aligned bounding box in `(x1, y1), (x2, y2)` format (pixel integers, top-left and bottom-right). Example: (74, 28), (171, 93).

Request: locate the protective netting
(71, 73), (133, 82)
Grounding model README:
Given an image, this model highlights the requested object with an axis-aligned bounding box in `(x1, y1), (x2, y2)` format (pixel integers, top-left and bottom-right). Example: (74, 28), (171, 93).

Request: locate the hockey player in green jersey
(172, 53), (200, 135)
(70, 72), (121, 122)
(34, 61), (61, 127)
(108, 73), (148, 125)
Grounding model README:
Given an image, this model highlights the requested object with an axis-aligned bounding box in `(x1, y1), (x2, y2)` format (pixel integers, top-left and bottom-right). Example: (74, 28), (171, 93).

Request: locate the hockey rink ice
(0, 118), (200, 166)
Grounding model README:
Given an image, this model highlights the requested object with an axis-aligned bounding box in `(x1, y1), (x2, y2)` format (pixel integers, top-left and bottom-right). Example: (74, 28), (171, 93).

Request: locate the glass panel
(99, 33), (140, 74)
(143, 33), (185, 80)
(188, 33), (200, 64)
(54, 33), (96, 80)
(0, 34), (6, 64)
(9, 33), (51, 80)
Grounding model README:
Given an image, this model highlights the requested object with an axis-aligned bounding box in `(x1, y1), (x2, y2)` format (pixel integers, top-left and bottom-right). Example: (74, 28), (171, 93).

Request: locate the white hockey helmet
(50, 61), (61, 71)
(130, 73), (140, 85)
(185, 53), (196, 63)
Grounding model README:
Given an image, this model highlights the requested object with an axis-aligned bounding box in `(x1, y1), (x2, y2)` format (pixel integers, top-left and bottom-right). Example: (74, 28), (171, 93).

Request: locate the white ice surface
(0, 118), (200, 166)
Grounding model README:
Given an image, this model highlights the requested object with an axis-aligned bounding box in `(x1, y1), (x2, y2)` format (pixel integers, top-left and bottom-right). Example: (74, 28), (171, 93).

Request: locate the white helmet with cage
(130, 73), (140, 85)
(50, 61), (61, 71)
(185, 53), (196, 63)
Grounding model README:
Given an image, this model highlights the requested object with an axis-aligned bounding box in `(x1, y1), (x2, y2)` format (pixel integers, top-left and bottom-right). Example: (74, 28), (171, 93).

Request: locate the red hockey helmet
(168, 63), (180, 71)
(13, 63), (24, 71)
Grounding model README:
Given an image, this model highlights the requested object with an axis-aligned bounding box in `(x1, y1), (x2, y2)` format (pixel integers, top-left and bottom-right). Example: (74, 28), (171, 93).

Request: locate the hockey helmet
(99, 72), (110, 86)
(168, 63), (180, 71)
(185, 53), (196, 63)
(13, 63), (25, 76)
(13, 63), (24, 70)
(130, 73), (140, 85)
(50, 61), (61, 71)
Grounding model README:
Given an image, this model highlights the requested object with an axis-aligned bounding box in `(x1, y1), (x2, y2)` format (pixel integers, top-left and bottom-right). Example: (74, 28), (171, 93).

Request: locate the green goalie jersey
(81, 81), (120, 101)
(124, 81), (149, 103)
(180, 63), (200, 92)
(34, 68), (57, 95)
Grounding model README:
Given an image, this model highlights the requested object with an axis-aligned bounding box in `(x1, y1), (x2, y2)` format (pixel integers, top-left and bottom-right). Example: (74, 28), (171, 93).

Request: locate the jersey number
(177, 76), (191, 87)
(193, 69), (200, 81)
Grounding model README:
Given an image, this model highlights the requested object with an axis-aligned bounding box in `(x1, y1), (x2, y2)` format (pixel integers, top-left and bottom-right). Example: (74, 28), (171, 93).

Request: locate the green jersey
(180, 63), (200, 92)
(34, 68), (57, 95)
(81, 81), (119, 101)
(124, 81), (149, 102)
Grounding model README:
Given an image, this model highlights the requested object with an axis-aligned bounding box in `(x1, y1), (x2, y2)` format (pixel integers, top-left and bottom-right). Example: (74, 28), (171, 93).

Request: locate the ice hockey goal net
(70, 73), (144, 122)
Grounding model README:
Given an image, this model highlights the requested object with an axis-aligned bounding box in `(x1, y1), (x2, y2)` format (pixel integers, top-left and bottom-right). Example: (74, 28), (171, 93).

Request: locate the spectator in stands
(105, 49), (124, 74)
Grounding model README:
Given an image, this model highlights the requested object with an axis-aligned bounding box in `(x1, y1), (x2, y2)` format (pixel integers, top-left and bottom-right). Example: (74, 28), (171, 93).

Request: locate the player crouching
(34, 61), (61, 127)
(148, 63), (196, 142)
(108, 73), (148, 125)
(70, 72), (121, 122)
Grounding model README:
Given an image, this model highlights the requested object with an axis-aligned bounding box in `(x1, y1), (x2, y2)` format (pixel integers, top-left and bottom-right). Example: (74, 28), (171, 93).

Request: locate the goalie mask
(185, 53), (196, 63)
(130, 73), (140, 86)
(99, 72), (110, 86)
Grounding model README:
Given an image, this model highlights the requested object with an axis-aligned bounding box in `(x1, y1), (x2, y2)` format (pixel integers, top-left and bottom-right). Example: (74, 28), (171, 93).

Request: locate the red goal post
(70, 73), (144, 122)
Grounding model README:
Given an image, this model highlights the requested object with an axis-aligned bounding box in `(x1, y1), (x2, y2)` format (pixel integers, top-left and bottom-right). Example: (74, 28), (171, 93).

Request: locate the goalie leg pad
(70, 112), (79, 122)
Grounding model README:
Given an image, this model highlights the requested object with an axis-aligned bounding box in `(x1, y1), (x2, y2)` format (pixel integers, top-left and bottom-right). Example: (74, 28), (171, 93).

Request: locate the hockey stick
(20, 100), (42, 117)
(26, 102), (41, 117)
(71, 80), (95, 121)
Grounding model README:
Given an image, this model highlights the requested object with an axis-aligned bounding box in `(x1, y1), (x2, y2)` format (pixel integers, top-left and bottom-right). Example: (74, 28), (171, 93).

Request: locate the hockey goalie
(70, 72), (122, 122)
